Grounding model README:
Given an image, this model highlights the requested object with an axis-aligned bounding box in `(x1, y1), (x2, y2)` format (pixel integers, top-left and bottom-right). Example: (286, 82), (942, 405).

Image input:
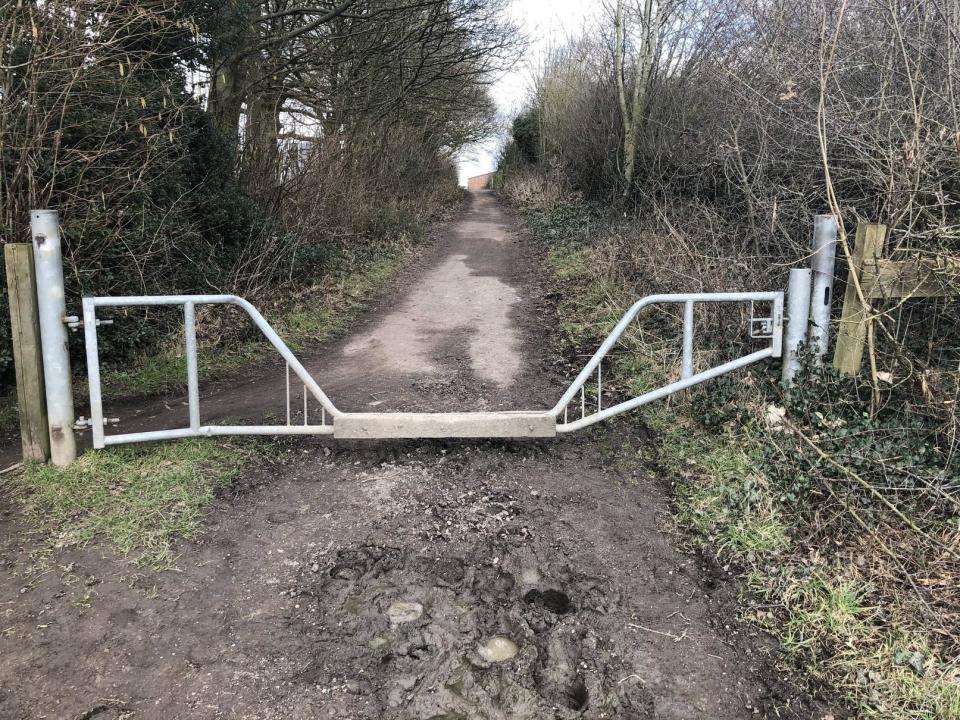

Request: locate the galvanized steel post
(681, 300), (694, 379)
(782, 268), (812, 386)
(808, 215), (838, 362)
(30, 209), (77, 465)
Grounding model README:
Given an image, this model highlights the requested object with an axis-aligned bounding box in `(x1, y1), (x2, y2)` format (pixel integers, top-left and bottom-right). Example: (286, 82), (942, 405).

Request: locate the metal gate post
(808, 214), (838, 362)
(782, 268), (812, 386)
(30, 209), (77, 465)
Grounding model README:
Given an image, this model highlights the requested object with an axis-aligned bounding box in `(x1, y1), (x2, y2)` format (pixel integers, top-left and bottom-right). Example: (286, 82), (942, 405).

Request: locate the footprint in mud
(524, 588), (574, 615)
(327, 545), (402, 581)
(290, 540), (655, 719)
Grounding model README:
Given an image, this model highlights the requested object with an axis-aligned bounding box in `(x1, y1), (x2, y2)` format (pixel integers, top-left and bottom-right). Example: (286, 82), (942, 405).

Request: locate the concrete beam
(334, 412), (557, 439)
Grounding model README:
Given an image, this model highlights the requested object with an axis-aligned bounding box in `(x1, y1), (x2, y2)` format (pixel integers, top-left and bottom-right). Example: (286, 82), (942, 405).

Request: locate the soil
(0, 192), (836, 719)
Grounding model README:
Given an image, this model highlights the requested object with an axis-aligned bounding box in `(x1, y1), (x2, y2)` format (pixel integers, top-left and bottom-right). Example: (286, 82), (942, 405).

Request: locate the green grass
(547, 242), (592, 280)
(746, 566), (960, 719)
(6, 439), (257, 569)
(644, 407), (790, 557)
(94, 247), (411, 401)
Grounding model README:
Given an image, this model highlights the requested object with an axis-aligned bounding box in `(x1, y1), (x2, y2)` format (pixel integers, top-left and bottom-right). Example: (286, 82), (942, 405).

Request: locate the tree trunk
(207, 57), (247, 147)
(613, 0), (660, 198)
(242, 89), (283, 209)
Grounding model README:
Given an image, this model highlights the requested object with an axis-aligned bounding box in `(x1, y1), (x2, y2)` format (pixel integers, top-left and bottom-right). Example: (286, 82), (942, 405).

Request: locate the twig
(628, 623), (688, 642)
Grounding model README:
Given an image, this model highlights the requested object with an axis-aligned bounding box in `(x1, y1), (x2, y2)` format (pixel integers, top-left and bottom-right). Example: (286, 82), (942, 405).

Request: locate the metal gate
(22, 209), (839, 461)
(79, 291), (784, 448)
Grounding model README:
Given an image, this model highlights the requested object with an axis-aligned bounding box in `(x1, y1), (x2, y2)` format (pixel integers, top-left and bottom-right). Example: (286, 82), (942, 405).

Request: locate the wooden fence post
(833, 224), (886, 376)
(4, 243), (51, 462)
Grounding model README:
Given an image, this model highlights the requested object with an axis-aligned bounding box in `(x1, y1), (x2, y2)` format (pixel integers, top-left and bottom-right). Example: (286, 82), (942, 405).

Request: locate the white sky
(455, 0), (600, 185)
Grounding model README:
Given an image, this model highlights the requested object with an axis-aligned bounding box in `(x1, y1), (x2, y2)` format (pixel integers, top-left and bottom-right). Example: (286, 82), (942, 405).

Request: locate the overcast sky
(455, 0), (599, 185)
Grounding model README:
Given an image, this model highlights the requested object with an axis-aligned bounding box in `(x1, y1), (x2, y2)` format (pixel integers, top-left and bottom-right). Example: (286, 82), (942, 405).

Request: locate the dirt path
(0, 192), (829, 719)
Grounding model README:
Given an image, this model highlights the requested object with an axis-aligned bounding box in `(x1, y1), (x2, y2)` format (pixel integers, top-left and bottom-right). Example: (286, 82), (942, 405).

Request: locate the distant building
(467, 172), (495, 191)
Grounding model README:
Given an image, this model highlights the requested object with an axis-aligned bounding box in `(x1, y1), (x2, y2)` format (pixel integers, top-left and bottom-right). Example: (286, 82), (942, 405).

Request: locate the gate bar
(83, 294), (341, 449)
(184, 301), (200, 430)
(81, 298), (105, 449)
(82, 291), (784, 447)
(558, 347), (775, 432)
(87, 294), (341, 417)
(681, 300), (694, 379)
(550, 291), (783, 417)
(102, 423), (334, 447)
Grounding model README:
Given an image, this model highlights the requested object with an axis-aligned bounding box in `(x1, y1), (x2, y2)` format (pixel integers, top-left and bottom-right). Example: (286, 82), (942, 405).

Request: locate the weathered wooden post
(30, 210), (77, 466)
(4, 244), (51, 462)
(833, 224), (886, 376)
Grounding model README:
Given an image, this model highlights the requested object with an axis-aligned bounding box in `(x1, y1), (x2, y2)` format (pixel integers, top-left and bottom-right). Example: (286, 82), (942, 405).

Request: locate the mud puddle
(289, 489), (654, 719)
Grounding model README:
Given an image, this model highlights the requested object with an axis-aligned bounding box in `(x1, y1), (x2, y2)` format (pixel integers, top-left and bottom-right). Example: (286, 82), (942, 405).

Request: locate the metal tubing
(285, 363), (291, 425)
(681, 300), (694, 379)
(184, 302), (200, 430)
(31, 209), (77, 465)
(90, 294), (341, 417)
(102, 423), (336, 446)
(772, 293), (784, 358)
(558, 347), (774, 432)
(550, 291), (782, 417)
(81, 297), (105, 449)
(782, 269), (812, 386)
(81, 290), (785, 445)
(597, 363), (602, 411)
(808, 215), (838, 361)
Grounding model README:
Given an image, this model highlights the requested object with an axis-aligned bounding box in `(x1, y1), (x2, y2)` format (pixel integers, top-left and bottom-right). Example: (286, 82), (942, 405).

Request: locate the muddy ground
(0, 192), (834, 719)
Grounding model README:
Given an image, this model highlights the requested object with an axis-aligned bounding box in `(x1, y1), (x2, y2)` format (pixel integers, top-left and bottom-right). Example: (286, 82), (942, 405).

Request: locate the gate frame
(80, 291), (785, 447)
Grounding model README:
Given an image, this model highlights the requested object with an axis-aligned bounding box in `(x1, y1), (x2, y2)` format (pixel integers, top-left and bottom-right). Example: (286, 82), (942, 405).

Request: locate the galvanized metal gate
(79, 291), (785, 448)
(24, 209), (839, 460)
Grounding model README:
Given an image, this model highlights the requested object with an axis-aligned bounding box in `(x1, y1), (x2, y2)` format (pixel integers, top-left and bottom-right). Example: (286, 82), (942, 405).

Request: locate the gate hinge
(74, 416), (120, 430)
(64, 315), (113, 331)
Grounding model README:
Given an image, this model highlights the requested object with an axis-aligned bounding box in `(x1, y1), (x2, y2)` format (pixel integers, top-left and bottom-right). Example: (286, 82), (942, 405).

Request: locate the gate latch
(748, 301), (775, 339)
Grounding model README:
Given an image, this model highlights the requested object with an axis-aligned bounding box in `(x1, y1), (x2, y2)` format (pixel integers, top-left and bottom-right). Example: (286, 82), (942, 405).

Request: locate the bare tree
(612, 0), (665, 196)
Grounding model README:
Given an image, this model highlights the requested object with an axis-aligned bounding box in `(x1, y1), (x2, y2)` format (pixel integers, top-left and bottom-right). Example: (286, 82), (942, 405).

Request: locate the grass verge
(510, 191), (960, 719)
(4, 439), (258, 570)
